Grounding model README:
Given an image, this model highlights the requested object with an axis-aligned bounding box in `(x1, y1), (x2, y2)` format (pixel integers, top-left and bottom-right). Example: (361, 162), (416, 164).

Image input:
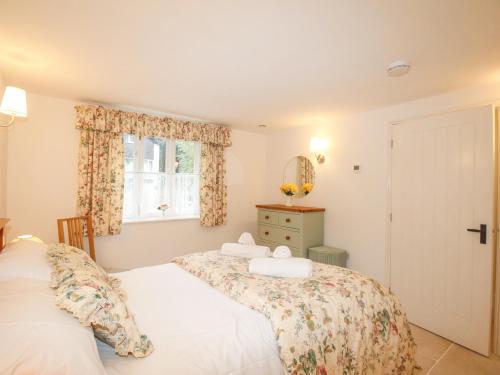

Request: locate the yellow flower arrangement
(280, 182), (298, 196)
(302, 182), (314, 195)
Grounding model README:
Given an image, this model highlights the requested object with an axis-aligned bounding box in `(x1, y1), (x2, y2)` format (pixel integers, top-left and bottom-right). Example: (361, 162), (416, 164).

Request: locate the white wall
(6, 83), (500, 275)
(0, 74), (7, 217)
(265, 81), (500, 283)
(6, 94), (79, 241)
(4, 80), (500, 347)
(5, 93), (268, 269)
(265, 115), (389, 282)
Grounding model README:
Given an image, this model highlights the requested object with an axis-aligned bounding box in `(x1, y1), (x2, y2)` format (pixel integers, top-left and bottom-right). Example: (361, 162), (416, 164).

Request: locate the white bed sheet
(99, 263), (283, 375)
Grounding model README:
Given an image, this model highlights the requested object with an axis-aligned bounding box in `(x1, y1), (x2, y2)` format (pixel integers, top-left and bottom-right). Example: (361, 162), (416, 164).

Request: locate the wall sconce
(310, 137), (328, 164)
(0, 86), (28, 128)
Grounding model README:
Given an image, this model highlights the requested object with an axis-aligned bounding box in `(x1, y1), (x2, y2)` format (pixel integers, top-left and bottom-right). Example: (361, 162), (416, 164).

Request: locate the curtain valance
(75, 105), (231, 147)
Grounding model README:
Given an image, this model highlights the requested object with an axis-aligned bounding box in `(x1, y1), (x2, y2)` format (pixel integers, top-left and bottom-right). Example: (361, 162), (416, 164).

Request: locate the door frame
(384, 104), (498, 354)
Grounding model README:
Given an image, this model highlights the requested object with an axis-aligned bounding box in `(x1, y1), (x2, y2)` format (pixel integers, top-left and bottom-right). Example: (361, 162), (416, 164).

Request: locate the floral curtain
(75, 105), (231, 236)
(200, 143), (227, 226)
(77, 129), (124, 236)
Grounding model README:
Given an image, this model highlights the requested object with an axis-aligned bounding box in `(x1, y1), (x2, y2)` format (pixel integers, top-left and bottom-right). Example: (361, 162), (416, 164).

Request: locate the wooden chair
(57, 216), (96, 261)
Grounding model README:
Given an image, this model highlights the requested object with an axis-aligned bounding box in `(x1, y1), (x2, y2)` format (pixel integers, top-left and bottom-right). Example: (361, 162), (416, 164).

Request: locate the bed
(99, 264), (283, 375)
(0, 240), (416, 375)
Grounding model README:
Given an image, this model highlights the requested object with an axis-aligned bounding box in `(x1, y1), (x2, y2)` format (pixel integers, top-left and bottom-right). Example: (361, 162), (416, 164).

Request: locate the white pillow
(2, 238), (47, 253)
(0, 240), (51, 281)
(0, 278), (107, 375)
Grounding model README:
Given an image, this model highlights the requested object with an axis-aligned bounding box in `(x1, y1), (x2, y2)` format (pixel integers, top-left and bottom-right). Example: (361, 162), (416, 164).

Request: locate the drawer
(258, 210), (279, 225)
(258, 224), (275, 243)
(259, 225), (301, 249)
(276, 228), (302, 249)
(278, 212), (301, 229)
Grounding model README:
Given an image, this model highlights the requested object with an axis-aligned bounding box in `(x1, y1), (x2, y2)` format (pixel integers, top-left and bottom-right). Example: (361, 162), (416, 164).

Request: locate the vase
(285, 195), (293, 207)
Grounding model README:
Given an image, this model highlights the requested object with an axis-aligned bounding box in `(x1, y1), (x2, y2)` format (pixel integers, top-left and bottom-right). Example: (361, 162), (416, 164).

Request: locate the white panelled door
(390, 106), (495, 355)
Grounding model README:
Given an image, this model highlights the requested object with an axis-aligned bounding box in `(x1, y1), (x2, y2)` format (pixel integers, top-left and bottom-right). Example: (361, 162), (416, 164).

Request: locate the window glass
(175, 141), (196, 173)
(122, 134), (200, 221)
(143, 137), (166, 173)
(124, 134), (136, 172)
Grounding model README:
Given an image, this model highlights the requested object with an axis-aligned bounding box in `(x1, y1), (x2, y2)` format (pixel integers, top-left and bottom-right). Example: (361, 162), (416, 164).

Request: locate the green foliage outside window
(176, 141), (195, 173)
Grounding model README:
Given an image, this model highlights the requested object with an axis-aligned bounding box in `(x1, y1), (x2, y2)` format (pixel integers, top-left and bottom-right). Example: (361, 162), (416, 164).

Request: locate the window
(123, 134), (201, 221)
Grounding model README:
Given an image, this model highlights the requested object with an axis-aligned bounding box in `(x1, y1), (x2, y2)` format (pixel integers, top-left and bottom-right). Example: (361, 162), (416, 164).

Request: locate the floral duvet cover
(172, 250), (416, 375)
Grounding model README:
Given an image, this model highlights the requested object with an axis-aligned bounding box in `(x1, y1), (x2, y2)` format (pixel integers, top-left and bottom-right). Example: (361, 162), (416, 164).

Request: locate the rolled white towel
(272, 245), (292, 259)
(238, 232), (256, 246)
(249, 257), (313, 278)
(221, 243), (271, 259)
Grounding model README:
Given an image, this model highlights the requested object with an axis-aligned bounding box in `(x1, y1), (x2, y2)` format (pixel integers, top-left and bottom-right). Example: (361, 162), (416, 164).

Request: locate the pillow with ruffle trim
(47, 243), (153, 357)
(47, 243), (126, 300)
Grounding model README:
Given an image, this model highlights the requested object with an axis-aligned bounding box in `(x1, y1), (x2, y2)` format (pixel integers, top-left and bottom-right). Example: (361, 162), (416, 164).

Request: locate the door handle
(467, 224), (487, 244)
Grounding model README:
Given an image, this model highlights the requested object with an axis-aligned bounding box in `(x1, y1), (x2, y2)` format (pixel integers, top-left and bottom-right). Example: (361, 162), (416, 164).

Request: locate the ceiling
(1, 0), (499, 130)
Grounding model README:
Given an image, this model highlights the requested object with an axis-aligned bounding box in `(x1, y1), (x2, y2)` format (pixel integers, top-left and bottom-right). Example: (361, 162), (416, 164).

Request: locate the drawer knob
(265, 231), (270, 236)
(265, 215), (270, 219)
(285, 235), (291, 240)
(285, 218), (291, 223)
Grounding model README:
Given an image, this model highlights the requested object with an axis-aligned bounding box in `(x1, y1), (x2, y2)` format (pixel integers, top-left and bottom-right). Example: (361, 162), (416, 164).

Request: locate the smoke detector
(387, 60), (411, 77)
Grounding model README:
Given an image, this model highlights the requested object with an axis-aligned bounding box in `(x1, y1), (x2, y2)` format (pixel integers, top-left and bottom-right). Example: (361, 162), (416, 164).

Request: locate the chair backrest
(57, 216), (96, 261)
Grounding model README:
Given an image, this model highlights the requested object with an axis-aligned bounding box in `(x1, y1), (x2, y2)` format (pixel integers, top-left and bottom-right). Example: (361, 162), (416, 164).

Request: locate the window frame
(122, 134), (201, 223)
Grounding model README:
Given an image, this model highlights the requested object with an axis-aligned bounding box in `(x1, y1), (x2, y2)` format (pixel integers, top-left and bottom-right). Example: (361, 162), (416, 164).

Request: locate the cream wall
(264, 81), (500, 283)
(5, 93), (268, 269)
(7, 83), (500, 274)
(4, 80), (500, 348)
(6, 82), (500, 275)
(2, 76), (500, 354)
(0, 74), (7, 217)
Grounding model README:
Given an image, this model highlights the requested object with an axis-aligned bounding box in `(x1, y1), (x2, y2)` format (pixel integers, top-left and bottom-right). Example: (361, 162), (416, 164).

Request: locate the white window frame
(123, 134), (201, 223)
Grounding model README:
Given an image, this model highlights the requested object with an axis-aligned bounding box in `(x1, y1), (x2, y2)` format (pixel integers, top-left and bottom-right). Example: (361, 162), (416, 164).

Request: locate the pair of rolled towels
(220, 233), (313, 278)
(220, 232), (270, 258)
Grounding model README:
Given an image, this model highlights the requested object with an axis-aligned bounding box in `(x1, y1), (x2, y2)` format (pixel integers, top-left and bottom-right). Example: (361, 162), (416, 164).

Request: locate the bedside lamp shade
(0, 86), (27, 118)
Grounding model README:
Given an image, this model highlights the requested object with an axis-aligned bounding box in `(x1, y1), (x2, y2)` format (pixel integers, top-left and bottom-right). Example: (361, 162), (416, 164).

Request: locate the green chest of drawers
(256, 204), (325, 258)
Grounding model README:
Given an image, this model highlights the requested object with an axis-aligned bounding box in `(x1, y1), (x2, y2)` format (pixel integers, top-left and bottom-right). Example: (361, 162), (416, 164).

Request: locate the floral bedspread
(172, 251), (416, 375)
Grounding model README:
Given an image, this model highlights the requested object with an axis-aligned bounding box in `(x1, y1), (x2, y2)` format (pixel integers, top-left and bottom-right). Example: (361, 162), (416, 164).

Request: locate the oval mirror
(283, 156), (315, 197)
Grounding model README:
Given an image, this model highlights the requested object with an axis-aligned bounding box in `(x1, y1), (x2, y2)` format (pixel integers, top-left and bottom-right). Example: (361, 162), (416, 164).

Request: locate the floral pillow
(47, 243), (125, 299)
(48, 243), (154, 357)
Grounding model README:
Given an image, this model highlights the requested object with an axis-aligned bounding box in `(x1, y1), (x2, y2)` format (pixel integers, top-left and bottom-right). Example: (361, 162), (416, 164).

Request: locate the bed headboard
(0, 218), (9, 251)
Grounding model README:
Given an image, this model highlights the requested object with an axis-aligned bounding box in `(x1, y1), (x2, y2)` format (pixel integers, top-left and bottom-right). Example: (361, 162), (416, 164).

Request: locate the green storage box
(308, 246), (347, 267)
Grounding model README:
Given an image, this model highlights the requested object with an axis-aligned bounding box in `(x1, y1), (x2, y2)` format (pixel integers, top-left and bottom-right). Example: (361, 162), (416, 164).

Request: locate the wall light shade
(310, 137), (327, 152)
(0, 86), (27, 117)
(310, 137), (328, 164)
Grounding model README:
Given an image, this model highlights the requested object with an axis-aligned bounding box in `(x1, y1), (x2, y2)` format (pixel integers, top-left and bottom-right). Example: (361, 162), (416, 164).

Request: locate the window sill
(123, 216), (200, 224)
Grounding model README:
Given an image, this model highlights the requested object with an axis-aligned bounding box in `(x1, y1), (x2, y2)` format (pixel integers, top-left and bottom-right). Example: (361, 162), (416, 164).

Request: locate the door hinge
(390, 213), (392, 222)
(390, 139), (394, 148)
